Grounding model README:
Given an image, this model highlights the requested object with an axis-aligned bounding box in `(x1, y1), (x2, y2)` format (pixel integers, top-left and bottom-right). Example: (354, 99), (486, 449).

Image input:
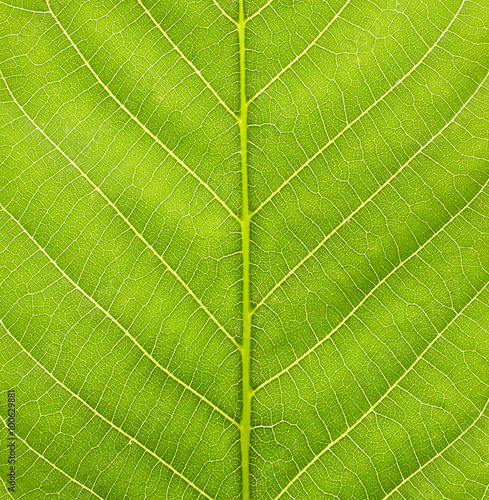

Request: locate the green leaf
(1, 0), (488, 498)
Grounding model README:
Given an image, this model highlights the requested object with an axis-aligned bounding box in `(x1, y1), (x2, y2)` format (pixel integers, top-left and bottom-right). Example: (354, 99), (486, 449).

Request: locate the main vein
(239, 1), (252, 498)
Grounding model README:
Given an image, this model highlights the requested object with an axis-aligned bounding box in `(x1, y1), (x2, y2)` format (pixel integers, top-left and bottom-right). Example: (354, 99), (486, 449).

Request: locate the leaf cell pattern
(0, 0), (488, 498)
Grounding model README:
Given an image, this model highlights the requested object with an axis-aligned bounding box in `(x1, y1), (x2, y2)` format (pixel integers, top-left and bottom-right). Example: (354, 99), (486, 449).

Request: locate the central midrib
(238, 0), (252, 498)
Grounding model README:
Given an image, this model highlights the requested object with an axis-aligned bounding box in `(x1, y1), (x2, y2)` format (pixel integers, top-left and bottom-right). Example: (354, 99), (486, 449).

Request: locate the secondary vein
(45, 0), (240, 223)
(0, 415), (105, 500)
(0, 319), (217, 500)
(1, 203), (239, 429)
(0, 70), (240, 352)
(136, 0), (239, 121)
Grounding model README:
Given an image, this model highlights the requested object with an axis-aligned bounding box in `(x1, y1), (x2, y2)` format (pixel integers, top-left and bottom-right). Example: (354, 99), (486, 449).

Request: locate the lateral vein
(211, 0), (239, 26)
(45, 0), (240, 223)
(272, 280), (489, 500)
(0, 415), (105, 500)
(254, 171), (489, 394)
(252, 62), (487, 316)
(0, 0), (49, 13)
(0, 203), (240, 428)
(382, 396), (489, 499)
(136, 0), (239, 121)
(0, 320), (217, 500)
(247, 0), (352, 103)
(0, 70), (241, 352)
(245, 0), (274, 23)
(250, 0), (465, 217)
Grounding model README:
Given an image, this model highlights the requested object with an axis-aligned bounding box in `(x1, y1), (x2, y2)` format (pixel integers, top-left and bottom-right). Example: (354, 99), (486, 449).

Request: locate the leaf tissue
(1, 0), (489, 498)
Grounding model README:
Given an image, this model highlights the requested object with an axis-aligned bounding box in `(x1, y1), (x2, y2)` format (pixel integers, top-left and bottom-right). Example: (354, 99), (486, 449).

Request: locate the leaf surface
(0, 0), (489, 498)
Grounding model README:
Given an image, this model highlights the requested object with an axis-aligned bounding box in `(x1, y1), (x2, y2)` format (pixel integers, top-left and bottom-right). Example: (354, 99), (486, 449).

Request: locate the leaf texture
(0, 0), (489, 498)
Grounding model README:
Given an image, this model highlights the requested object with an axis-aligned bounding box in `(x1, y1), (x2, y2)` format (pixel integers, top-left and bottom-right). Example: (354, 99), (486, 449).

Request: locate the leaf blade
(1, 0), (488, 498)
